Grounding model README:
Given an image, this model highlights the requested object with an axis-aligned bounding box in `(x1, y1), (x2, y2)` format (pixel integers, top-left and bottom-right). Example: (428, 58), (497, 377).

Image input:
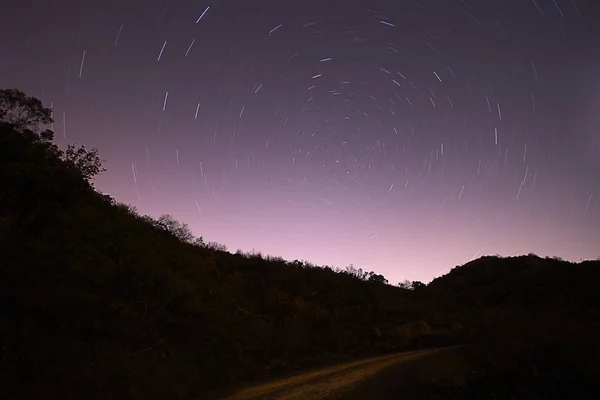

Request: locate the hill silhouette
(1, 89), (599, 399)
(418, 255), (600, 399)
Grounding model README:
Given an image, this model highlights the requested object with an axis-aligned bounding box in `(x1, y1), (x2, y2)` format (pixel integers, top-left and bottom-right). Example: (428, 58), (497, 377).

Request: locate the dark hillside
(1, 89), (598, 399)
(0, 116), (456, 399)
(426, 254), (600, 327)
(335, 257), (600, 399)
(421, 255), (600, 397)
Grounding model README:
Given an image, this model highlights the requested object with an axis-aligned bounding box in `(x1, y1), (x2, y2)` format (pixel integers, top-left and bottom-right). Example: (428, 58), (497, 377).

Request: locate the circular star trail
(1, 0), (598, 283)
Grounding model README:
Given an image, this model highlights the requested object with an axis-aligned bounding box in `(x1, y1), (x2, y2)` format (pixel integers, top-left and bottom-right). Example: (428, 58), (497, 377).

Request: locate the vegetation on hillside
(342, 256), (600, 399)
(425, 254), (600, 385)
(1, 88), (599, 399)
(0, 89), (457, 399)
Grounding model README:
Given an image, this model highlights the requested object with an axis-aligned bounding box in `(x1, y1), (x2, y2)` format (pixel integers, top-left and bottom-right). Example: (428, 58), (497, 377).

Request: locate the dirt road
(220, 347), (455, 400)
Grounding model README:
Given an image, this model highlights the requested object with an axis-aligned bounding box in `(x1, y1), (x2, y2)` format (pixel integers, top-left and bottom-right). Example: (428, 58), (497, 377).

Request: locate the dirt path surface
(221, 347), (452, 400)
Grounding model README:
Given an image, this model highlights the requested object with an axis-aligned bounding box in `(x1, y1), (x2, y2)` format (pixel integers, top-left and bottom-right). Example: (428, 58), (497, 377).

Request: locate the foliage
(205, 241), (228, 252)
(63, 144), (107, 183)
(0, 88), (105, 184)
(0, 88), (52, 131)
(148, 214), (195, 243)
(342, 264), (387, 284)
(398, 280), (426, 291)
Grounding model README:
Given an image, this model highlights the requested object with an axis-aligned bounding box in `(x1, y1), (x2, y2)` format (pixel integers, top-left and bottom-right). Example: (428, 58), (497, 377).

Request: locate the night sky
(1, 0), (599, 283)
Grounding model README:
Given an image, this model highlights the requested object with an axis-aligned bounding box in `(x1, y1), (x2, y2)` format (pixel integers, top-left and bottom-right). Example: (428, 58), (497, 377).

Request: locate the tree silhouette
(398, 280), (413, 290)
(397, 280), (425, 290)
(367, 271), (388, 285)
(191, 236), (206, 247)
(0, 88), (52, 131)
(0, 88), (106, 184)
(152, 214), (195, 243)
(205, 241), (228, 252)
(64, 143), (107, 183)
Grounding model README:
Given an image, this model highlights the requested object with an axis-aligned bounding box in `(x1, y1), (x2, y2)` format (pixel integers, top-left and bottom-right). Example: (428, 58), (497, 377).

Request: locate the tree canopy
(0, 88), (53, 131)
(0, 88), (106, 184)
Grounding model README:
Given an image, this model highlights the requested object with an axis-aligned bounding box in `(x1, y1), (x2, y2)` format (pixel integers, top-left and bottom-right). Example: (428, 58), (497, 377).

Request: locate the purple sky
(1, 0), (599, 283)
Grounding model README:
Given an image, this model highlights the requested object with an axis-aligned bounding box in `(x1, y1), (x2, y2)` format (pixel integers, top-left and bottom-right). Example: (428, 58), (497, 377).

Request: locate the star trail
(1, 0), (599, 283)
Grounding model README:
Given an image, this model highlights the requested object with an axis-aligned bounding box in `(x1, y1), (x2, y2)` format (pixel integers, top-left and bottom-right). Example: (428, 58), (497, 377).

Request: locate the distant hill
(424, 254), (600, 396)
(2, 89), (598, 399)
(428, 254), (600, 311)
